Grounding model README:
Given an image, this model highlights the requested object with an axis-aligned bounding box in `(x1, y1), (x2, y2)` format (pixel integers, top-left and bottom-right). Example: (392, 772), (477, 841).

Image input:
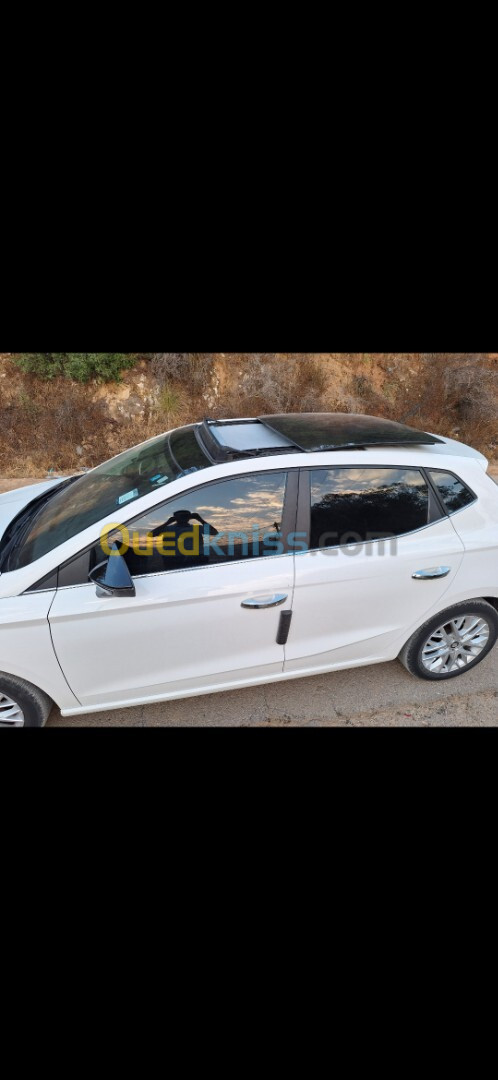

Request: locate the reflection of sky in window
(309, 467), (429, 543)
(429, 471), (473, 512)
(311, 468), (426, 498)
(120, 474), (287, 541)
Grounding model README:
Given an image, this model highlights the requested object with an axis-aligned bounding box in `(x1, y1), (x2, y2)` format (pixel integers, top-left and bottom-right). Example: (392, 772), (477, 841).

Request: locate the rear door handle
(412, 566), (451, 579)
(241, 594), (288, 609)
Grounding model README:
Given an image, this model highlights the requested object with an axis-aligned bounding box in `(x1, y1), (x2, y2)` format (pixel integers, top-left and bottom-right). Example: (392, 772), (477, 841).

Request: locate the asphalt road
(2, 474), (497, 727)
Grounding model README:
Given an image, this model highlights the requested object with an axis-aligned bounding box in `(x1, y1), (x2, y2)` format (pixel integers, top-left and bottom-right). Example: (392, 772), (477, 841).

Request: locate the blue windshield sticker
(117, 488), (139, 506)
(156, 476), (169, 486)
(150, 474), (163, 483)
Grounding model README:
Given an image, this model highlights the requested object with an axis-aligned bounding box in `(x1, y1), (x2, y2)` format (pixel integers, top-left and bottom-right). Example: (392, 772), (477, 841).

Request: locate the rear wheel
(0, 672), (53, 728)
(398, 600), (498, 681)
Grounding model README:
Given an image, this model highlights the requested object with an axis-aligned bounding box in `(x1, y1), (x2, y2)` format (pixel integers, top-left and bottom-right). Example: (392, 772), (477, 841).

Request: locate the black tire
(398, 599), (498, 681)
(0, 671), (53, 728)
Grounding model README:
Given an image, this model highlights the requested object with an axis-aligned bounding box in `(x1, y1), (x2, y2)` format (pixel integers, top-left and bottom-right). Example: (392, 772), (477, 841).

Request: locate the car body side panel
(440, 467), (498, 606)
(0, 592), (80, 709)
(284, 517), (466, 675)
(49, 555), (294, 708)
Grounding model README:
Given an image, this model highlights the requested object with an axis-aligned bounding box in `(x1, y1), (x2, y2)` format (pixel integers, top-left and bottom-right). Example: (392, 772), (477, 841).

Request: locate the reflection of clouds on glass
(126, 475), (286, 544)
(310, 467), (429, 548)
(196, 493), (283, 513)
(312, 468), (427, 500)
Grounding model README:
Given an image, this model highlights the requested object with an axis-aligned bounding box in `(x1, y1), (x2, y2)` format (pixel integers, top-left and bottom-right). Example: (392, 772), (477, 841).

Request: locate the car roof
(198, 412), (444, 463)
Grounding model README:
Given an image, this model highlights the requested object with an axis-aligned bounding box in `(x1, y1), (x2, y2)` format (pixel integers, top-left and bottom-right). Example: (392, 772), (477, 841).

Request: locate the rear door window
(309, 467), (430, 548)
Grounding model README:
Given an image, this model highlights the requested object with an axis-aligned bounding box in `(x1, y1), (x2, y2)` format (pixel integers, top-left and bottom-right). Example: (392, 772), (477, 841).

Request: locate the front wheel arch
(0, 671), (54, 728)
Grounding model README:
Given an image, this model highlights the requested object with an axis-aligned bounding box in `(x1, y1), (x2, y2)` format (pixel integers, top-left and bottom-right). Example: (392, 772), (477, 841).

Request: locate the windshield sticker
(117, 488), (139, 506)
(150, 474), (164, 483)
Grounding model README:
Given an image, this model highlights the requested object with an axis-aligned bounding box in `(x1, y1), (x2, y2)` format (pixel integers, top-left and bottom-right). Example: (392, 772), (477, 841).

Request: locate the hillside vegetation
(0, 353), (496, 476)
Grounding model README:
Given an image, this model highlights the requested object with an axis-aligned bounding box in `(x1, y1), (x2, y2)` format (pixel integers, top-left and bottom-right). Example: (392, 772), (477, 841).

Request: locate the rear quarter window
(429, 470), (476, 513)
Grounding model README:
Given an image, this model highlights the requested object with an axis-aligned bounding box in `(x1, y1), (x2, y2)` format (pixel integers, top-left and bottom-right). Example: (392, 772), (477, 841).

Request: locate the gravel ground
(46, 650), (498, 727)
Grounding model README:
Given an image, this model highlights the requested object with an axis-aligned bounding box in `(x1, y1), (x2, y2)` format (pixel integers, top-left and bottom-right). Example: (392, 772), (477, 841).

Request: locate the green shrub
(13, 353), (139, 382)
(159, 386), (182, 416)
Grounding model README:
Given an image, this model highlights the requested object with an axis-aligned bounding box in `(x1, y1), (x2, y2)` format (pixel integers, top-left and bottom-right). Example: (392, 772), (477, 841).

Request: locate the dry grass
(0, 379), (116, 475)
(0, 353), (496, 475)
(206, 355), (328, 417)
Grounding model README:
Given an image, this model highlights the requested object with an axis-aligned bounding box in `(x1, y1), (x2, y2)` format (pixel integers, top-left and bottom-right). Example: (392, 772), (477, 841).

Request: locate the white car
(1, 412), (497, 727)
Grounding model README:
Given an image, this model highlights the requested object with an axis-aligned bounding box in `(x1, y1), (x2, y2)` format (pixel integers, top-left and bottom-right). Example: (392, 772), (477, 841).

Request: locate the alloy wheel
(421, 615), (490, 674)
(0, 691), (25, 728)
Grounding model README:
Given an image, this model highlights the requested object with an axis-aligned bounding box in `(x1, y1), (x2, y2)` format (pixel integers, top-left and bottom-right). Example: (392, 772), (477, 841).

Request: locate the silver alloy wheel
(0, 691), (25, 727)
(421, 615), (490, 674)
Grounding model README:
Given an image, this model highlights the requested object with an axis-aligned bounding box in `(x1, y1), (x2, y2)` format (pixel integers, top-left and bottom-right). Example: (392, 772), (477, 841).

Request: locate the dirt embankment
(1, 353), (496, 477)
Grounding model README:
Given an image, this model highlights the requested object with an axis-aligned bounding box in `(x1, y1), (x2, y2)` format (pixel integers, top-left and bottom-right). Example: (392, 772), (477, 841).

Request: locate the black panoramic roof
(260, 413), (444, 451)
(198, 413), (444, 463)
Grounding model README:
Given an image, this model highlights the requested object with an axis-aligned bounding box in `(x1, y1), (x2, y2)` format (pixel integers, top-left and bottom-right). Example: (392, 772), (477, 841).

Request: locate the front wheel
(398, 600), (498, 681)
(0, 672), (53, 728)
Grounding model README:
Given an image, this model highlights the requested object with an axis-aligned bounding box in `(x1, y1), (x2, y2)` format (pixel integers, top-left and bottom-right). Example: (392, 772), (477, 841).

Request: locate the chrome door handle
(412, 566), (451, 579)
(241, 594), (288, 609)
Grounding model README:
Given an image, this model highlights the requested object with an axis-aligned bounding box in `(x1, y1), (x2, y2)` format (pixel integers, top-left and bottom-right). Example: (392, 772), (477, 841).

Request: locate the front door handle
(241, 594), (288, 609)
(412, 566), (451, 579)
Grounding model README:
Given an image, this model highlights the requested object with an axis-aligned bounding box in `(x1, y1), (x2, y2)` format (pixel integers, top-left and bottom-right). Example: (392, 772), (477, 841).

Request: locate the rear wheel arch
(398, 598), (498, 680)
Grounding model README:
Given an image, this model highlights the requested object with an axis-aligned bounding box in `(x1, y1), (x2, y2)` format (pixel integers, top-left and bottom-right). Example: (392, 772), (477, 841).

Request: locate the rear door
(285, 465), (465, 675)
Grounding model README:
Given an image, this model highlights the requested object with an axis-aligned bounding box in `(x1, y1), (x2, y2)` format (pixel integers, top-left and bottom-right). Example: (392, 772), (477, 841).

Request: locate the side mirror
(89, 544), (136, 598)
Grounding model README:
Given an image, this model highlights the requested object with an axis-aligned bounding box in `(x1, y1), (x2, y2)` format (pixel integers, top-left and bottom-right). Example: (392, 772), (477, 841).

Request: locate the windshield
(8, 425), (210, 570)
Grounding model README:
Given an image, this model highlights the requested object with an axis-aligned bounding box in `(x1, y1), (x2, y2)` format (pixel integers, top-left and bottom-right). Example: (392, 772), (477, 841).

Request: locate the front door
(49, 470), (296, 709)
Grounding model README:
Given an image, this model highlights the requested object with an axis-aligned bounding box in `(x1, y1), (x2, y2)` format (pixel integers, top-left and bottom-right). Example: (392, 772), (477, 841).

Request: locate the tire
(0, 671), (53, 728)
(398, 599), (498, 681)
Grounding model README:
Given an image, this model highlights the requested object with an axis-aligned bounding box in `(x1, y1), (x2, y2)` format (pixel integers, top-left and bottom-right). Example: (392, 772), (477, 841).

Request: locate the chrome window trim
(299, 515), (458, 557)
(51, 548), (297, 591)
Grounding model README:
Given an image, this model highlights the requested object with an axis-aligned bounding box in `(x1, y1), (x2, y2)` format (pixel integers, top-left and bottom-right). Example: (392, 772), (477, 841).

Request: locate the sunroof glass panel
(208, 422), (296, 451)
(261, 413), (443, 449)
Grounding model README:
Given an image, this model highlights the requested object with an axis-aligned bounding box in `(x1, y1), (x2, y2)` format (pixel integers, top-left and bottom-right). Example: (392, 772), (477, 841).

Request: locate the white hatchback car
(1, 413), (497, 727)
